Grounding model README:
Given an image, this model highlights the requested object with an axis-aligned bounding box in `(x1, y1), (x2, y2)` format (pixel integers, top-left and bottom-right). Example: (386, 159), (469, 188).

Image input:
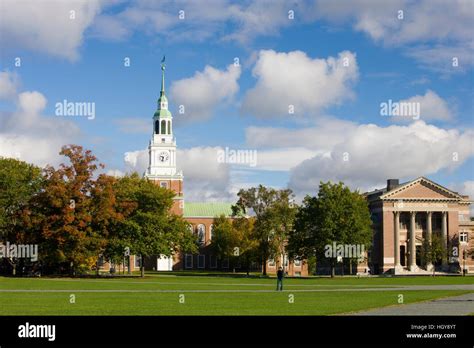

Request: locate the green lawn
(0, 274), (472, 315)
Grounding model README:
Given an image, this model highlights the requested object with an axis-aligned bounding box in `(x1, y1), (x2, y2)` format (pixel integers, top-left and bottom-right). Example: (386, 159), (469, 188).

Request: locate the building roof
(183, 202), (234, 218)
(380, 176), (465, 200)
(364, 176), (471, 204)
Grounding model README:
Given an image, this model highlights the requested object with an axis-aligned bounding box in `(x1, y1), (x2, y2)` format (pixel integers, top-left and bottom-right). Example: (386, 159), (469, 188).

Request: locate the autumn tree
(28, 145), (106, 275)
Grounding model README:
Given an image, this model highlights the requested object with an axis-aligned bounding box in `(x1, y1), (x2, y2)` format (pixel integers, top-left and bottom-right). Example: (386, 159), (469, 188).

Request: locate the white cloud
(169, 64), (241, 123)
(406, 43), (474, 74)
(0, 71), (81, 167)
(458, 181), (474, 200)
(387, 90), (453, 122)
(106, 169), (125, 177)
(0, 0), (102, 60)
(241, 50), (358, 118)
(253, 148), (316, 171)
(312, 0), (474, 72)
(0, 71), (19, 100)
(222, 0), (297, 43)
(123, 146), (234, 201)
(313, 0), (473, 45)
(286, 120), (474, 195)
(452, 181), (474, 215)
(124, 149), (148, 174)
(246, 117), (357, 150)
(91, 0), (301, 44)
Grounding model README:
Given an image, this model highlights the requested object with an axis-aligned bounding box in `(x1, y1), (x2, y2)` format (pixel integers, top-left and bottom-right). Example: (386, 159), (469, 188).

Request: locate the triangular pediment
(381, 177), (463, 200)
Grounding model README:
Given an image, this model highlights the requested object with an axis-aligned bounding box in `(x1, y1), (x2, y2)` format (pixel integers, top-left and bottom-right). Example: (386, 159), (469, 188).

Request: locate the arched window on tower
(161, 120), (166, 135)
(168, 121), (171, 134)
(155, 120), (159, 134)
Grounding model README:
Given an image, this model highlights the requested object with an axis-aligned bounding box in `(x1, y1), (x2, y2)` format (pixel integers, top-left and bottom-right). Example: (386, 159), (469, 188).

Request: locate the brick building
(104, 61), (306, 276)
(365, 177), (473, 274)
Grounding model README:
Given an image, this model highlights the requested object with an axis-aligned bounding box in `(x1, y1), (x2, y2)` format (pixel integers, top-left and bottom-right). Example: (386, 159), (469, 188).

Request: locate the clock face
(159, 151), (169, 162)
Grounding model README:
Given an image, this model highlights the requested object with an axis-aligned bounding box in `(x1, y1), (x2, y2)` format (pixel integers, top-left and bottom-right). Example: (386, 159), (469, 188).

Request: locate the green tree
(268, 191), (297, 272)
(288, 181), (372, 277)
(112, 173), (197, 277)
(421, 233), (445, 276)
(0, 158), (43, 275)
(210, 215), (258, 275)
(232, 216), (258, 275)
(210, 215), (236, 265)
(232, 185), (294, 276)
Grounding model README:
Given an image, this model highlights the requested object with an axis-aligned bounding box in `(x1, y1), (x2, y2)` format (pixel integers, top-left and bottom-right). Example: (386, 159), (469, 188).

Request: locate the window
(222, 258), (229, 269)
(155, 120), (159, 134)
(197, 224), (205, 245)
(209, 224), (214, 240)
(294, 259), (301, 267)
(284, 255), (289, 267)
(460, 232), (468, 244)
(167, 120), (171, 134)
(268, 258), (275, 266)
(161, 120), (166, 134)
(210, 255), (217, 269)
(185, 254), (193, 269)
(198, 254), (205, 269)
(160, 182), (168, 189)
(294, 272), (301, 277)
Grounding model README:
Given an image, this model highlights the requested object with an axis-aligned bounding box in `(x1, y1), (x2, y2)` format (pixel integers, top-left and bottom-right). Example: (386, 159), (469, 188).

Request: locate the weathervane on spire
(160, 55), (166, 94)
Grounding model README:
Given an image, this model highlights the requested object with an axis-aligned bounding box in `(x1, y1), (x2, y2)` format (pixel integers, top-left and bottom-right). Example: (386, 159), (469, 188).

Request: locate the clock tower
(145, 58), (184, 214)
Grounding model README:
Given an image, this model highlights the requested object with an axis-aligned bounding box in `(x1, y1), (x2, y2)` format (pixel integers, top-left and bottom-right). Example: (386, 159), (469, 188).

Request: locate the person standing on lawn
(276, 266), (284, 291)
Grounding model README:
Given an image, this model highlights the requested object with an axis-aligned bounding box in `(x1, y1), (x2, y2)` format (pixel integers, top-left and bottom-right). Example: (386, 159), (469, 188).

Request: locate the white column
(426, 211), (433, 272)
(394, 211), (402, 273)
(442, 211), (448, 267)
(409, 211), (418, 272)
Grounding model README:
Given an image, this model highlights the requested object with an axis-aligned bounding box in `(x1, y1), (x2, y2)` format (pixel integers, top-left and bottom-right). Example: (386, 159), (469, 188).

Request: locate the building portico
(365, 177), (472, 274)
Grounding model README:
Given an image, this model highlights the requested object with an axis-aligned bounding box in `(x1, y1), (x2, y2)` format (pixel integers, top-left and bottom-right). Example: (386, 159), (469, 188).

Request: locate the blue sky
(0, 0), (473, 202)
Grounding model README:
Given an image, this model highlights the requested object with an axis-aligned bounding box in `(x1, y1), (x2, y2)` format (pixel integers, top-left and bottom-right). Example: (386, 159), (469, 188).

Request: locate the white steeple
(145, 57), (183, 181)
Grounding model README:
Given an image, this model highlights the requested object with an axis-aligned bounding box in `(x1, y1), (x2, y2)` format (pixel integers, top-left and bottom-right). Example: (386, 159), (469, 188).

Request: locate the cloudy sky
(0, 0), (473, 203)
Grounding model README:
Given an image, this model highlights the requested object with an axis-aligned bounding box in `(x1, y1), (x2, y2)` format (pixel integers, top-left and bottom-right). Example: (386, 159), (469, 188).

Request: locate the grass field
(1, 273), (473, 315)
